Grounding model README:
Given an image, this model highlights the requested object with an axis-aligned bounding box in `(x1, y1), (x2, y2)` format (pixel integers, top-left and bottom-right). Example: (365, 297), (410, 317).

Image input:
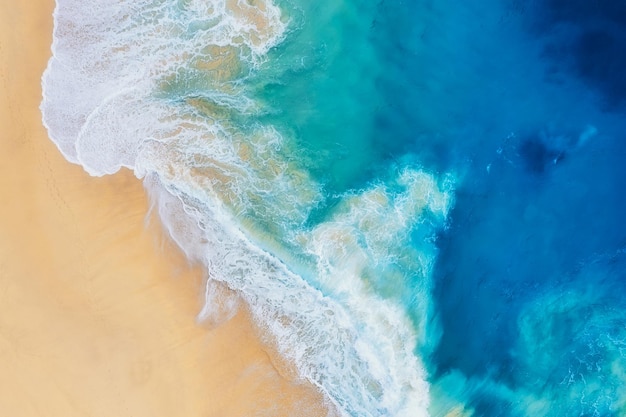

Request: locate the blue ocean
(42, 0), (626, 415)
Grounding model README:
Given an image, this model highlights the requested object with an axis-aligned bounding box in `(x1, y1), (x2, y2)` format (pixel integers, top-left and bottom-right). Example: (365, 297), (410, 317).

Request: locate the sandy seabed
(0, 1), (330, 416)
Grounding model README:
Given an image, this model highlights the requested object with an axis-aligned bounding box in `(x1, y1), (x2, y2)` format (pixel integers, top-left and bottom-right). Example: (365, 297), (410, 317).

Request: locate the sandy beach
(0, 1), (330, 416)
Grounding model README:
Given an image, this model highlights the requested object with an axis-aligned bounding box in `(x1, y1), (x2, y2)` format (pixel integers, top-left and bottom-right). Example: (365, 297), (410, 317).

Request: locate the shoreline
(0, 1), (331, 416)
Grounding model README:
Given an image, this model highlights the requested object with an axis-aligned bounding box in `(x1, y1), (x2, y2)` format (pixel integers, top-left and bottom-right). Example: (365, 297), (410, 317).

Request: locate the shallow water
(42, 0), (626, 415)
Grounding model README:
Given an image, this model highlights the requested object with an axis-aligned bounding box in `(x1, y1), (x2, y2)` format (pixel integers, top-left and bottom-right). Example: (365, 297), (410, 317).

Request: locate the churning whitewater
(41, 0), (453, 416)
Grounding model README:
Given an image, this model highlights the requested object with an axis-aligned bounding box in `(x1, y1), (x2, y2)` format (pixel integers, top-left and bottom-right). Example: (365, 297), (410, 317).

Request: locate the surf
(41, 0), (454, 415)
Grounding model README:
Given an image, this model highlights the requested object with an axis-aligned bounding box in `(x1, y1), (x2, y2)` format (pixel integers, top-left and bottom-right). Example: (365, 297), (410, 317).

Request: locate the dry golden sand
(0, 1), (331, 416)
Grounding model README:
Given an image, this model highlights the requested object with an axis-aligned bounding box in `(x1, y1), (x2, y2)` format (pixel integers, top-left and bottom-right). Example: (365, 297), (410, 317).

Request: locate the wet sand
(0, 1), (331, 416)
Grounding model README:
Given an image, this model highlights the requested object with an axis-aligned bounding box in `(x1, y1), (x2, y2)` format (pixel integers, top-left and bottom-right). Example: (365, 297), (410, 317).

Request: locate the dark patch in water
(529, 0), (626, 108)
(543, 0), (626, 27)
(574, 28), (626, 107)
(518, 137), (563, 173)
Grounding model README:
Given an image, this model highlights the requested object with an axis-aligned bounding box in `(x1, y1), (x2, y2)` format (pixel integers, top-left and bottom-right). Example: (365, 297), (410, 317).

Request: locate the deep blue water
(260, 0), (626, 414)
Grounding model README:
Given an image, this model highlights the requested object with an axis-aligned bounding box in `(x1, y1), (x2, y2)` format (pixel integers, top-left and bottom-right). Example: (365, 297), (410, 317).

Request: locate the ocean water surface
(41, 0), (626, 415)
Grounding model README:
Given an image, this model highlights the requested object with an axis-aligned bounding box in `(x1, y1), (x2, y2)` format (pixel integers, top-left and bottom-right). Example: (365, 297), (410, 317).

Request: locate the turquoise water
(42, 0), (626, 415)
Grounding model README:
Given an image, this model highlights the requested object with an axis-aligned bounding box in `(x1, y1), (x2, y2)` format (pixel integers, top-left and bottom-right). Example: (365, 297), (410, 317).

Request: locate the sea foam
(41, 1), (454, 415)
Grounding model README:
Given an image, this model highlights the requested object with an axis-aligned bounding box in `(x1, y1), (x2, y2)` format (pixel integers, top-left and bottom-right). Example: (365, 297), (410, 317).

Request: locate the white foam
(138, 153), (453, 416)
(41, 0), (455, 415)
(41, 0), (285, 169)
(144, 170), (440, 416)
